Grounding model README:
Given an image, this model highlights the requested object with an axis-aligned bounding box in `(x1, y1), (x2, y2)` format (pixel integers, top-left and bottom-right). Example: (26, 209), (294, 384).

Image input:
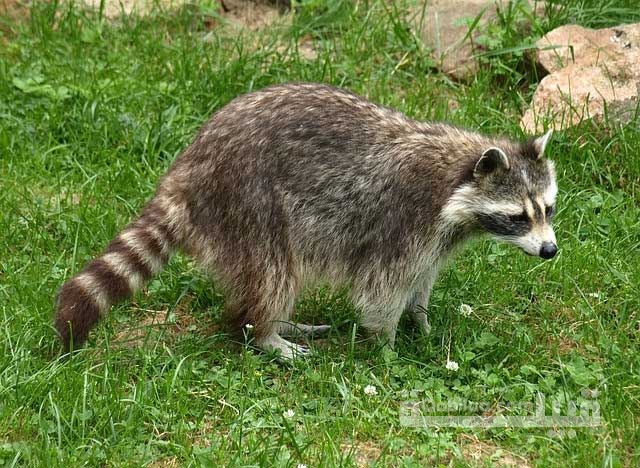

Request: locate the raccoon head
(444, 130), (558, 259)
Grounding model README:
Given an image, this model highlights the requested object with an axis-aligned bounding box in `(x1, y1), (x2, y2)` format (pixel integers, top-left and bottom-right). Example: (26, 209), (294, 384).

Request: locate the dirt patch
(77, 0), (165, 19)
(0, 0), (27, 20)
(112, 294), (209, 348)
(459, 434), (532, 467)
(555, 334), (580, 354)
(147, 457), (180, 468)
(75, 0), (286, 30)
(341, 441), (383, 467)
(0, 0), (30, 40)
(297, 34), (317, 60)
(113, 307), (172, 347)
(219, 0), (284, 31)
(205, 1), (319, 63)
(189, 414), (234, 448)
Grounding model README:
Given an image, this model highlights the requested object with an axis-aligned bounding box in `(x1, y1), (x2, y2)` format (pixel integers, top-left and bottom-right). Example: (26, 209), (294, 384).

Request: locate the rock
(411, 0), (543, 82)
(522, 23), (640, 133)
(536, 23), (640, 73)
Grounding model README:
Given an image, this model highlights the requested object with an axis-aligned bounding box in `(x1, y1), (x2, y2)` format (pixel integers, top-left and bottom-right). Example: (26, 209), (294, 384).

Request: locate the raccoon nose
(539, 242), (557, 259)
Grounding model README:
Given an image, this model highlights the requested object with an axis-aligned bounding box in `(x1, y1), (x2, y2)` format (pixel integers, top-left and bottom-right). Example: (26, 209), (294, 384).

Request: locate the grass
(1, 0), (639, 465)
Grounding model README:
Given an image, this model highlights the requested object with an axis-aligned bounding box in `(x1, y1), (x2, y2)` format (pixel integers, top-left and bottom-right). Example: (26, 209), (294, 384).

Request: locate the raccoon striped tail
(55, 199), (180, 351)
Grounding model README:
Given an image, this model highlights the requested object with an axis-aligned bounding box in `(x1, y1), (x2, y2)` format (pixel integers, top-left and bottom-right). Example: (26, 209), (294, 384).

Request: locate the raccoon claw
(280, 323), (331, 339)
(416, 317), (432, 336)
(280, 342), (310, 360)
(256, 334), (310, 360)
(411, 309), (431, 336)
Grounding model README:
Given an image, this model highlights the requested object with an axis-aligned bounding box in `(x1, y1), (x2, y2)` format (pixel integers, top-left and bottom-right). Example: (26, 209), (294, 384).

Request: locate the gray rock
(522, 23), (640, 133)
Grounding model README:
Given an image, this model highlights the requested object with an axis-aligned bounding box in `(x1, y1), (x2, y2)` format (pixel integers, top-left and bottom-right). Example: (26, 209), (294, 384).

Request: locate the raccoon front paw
(255, 333), (310, 360)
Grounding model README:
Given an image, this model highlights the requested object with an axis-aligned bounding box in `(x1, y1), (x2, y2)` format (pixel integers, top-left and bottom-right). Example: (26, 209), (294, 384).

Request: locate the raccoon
(55, 83), (558, 359)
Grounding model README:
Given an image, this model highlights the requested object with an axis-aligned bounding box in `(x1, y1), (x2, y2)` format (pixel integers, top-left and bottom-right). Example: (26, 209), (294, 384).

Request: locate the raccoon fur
(55, 82), (558, 359)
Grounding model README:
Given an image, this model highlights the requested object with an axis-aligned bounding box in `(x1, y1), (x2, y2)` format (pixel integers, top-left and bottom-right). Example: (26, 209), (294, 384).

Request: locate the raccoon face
(468, 131), (558, 259)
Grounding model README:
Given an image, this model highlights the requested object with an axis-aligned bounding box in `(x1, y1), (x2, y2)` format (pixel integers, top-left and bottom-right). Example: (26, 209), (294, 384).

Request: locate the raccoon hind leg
(223, 254), (309, 359)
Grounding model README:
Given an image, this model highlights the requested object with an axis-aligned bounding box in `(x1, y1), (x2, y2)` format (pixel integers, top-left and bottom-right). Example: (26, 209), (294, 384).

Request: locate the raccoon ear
(532, 129), (553, 158)
(474, 147), (510, 178)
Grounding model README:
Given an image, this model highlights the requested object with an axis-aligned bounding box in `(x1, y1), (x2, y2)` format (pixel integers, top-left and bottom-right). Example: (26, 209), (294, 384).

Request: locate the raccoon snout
(539, 242), (557, 259)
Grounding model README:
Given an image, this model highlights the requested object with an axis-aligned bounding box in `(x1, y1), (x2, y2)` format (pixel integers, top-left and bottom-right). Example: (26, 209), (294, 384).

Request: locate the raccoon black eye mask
(55, 83), (558, 359)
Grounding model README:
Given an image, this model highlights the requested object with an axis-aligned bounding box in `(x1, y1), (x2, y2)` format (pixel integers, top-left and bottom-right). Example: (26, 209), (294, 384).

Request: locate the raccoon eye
(545, 205), (555, 218)
(509, 212), (529, 223)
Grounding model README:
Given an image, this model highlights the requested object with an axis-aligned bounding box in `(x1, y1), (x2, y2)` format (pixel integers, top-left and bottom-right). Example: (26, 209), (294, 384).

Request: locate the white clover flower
(445, 360), (459, 371)
(297, 464), (307, 468)
(458, 303), (473, 316)
(244, 323), (254, 329)
(587, 292), (601, 299)
(363, 385), (378, 396)
(283, 409), (295, 419)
